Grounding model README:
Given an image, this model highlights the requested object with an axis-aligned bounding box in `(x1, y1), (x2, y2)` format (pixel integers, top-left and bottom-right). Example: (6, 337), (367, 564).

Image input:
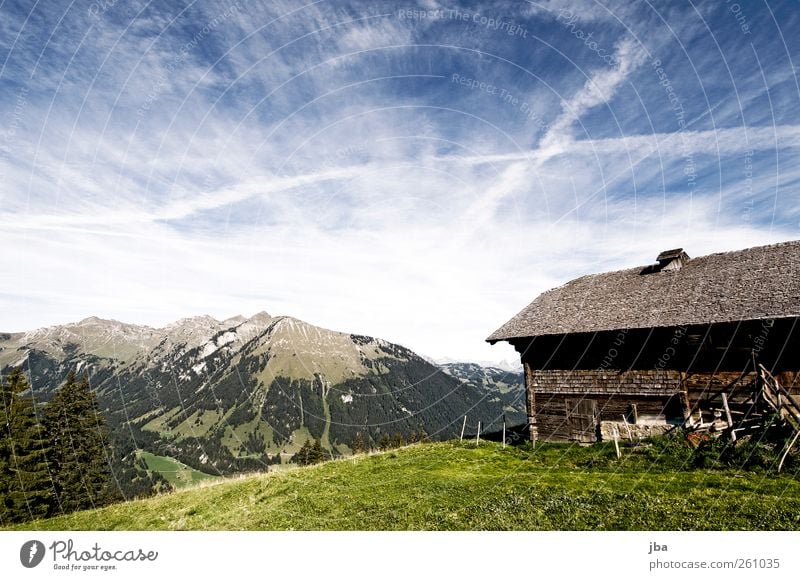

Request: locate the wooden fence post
(721, 393), (736, 441)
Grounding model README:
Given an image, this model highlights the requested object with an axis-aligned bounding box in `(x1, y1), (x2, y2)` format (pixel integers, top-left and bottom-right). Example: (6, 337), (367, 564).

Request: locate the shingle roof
(487, 240), (800, 343)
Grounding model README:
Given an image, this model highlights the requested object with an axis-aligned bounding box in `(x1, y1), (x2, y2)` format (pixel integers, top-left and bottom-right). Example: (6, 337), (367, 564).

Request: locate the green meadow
(137, 451), (219, 489)
(10, 441), (800, 531)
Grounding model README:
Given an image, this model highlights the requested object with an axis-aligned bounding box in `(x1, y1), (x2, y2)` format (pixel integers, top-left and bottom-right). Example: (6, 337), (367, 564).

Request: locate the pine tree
(392, 433), (406, 448)
(45, 372), (112, 514)
(0, 370), (12, 524)
(294, 439), (312, 465)
(352, 432), (365, 454)
(0, 368), (53, 523)
(378, 434), (391, 451)
(310, 438), (325, 464)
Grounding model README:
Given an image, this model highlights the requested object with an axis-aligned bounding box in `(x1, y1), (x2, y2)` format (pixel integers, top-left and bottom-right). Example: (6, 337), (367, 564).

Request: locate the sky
(0, 0), (799, 363)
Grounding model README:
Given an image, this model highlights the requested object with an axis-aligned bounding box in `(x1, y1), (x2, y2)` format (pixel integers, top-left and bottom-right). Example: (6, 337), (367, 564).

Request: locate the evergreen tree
(45, 372), (112, 514)
(378, 434), (391, 451)
(0, 370), (12, 523)
(310, 438), (325, 464)
(392, 433), (406, 448)
(351, 432), (365, 454)
(294, 439), (312, 465)
(0, 368), (52, 523)
(294, 438), (327, 466)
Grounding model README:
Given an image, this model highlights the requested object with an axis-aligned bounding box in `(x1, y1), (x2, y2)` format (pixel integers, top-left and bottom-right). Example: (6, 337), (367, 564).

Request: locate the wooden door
(566, 399), (598, 443)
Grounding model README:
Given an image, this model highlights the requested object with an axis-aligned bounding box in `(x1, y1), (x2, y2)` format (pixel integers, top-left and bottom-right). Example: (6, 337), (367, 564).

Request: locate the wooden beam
(524, 362), (538, 446)
(779, 430), (800, 473)
(679, 374), (694, 427)
(721, 393), (736, 441)
(621, 415), (634, 442)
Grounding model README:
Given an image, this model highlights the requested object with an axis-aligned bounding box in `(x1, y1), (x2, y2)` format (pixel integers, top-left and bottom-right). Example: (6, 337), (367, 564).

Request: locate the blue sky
(1, 0), (799, 362)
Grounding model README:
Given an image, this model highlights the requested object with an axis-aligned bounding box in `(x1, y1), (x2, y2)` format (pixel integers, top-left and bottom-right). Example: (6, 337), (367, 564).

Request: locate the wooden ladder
(757, 364), (800, 472)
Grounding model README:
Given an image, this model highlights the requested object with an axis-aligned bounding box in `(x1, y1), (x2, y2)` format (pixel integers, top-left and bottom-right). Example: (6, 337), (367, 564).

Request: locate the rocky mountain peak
(248, 311), (272, 323)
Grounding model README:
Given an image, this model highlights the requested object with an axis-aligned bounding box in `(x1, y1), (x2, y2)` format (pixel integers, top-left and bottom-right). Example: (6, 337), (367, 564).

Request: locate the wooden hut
(487, 241), (800, 444)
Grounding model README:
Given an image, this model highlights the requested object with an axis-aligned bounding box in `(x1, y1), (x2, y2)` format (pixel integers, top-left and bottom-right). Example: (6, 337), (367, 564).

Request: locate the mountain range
(0, 313), (524, 492)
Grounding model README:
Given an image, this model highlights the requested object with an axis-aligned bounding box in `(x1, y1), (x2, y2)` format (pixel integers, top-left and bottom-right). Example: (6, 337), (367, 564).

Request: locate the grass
(140, 406), (181, 436)
(137, 451), (219, 489)
(172, 408), (225, 439)
(9, 441), (800, 531)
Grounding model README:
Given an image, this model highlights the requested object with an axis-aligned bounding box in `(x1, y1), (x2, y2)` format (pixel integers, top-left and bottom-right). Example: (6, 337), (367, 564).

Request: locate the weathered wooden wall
(524, 367), (685, 442)
(521, 367), (800, 442)
(515, 319), (800, 443)
(682, 371), (755, 408)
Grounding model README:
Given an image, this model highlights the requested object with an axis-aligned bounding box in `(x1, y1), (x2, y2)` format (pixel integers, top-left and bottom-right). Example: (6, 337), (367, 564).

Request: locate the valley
(0, 313), (525, 496)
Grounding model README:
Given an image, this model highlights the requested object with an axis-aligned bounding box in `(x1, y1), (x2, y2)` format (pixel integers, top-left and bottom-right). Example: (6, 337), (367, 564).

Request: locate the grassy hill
(10, 441), (800, 531)
(2, 314), (517, 495)
(137, 451), (219, 489)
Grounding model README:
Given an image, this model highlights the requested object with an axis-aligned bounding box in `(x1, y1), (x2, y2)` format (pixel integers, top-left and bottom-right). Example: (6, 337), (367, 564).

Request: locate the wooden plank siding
(522, 366), (800, 443)
(524, 367), (685, 442)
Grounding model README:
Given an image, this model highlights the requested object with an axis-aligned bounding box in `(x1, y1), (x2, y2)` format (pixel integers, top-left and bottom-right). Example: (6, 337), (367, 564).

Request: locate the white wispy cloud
(540, 38), (648, 148)
(1, 0), (799, 362)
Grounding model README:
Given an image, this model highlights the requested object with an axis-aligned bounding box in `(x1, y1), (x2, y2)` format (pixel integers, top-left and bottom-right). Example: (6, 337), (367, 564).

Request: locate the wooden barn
(487, 241), (800, 445)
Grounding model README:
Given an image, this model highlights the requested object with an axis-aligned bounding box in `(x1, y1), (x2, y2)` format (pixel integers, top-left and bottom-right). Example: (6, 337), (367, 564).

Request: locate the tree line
(293, 429), (430, 466)
(0, 369), (112, 525)
(1, 365), (437, 523)
(354, 430), (429, 453)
